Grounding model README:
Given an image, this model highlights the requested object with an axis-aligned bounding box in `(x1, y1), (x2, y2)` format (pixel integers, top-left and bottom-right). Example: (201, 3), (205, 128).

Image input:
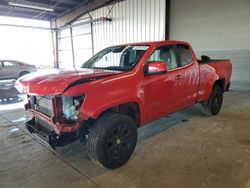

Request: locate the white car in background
(0, 60), (37, 80)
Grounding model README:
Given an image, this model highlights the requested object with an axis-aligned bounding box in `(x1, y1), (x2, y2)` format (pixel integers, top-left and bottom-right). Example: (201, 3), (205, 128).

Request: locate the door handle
(176, 75), (182, 80)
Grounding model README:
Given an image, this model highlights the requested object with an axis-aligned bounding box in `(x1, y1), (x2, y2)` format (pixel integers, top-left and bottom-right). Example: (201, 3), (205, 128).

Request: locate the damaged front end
(26, 118), (79, 149)
(25, 94), (86, 149)
(14, 68), (122, 149)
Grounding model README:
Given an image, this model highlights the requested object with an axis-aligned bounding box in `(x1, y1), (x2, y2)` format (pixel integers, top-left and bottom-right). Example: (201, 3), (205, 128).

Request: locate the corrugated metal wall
(57, 0), (166, 68)
(91, 0), (166, 53)
(170, 0), (250, 91)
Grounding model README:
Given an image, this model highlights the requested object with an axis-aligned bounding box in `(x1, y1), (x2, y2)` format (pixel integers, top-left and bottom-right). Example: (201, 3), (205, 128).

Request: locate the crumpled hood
(15, 68), (121, 96)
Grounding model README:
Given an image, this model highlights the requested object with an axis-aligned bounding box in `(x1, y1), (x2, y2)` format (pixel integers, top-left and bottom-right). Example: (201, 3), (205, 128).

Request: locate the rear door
(175, 44), (200, 105)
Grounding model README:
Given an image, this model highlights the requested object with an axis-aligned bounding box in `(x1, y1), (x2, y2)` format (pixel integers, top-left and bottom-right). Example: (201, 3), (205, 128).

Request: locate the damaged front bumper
(25, 107), (83, 149)
(26, 108), (81, 134)
(26, 118), (79, 149)
(24, 94), (86, 149)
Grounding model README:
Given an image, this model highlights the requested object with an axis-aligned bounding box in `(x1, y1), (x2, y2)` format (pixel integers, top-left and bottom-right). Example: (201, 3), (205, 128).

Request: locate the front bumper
(27, 108), (81, 135)
(26, 118), (79, 149)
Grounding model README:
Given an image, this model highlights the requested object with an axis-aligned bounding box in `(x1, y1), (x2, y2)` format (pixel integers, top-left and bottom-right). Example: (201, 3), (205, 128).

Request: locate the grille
(32, 96), (53, 117)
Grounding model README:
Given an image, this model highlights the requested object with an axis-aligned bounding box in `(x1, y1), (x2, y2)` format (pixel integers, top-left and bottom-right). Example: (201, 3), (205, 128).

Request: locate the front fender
(63, 71), (146, 124)
(84, 97), (144, 121)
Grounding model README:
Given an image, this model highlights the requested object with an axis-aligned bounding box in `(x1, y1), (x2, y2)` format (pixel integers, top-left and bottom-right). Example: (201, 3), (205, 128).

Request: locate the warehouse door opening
(0, 16), (54, 111)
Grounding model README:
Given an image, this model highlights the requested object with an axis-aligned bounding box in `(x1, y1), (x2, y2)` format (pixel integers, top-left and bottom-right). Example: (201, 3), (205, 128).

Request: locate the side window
(4, 61), (16, 67)
(0, 62), (2, 68)
(148, 45), (178, 70)
(176, 45), (193, 66)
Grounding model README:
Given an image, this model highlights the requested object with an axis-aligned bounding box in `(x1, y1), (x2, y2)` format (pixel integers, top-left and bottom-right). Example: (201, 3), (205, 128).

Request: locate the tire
(19, 71), (29, 78)
(201, 85), (223, 115)
(87, 113), (137, 169)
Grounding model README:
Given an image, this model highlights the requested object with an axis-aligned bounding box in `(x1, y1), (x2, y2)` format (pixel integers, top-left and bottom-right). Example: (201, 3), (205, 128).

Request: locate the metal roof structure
(0, 0), (113, 21)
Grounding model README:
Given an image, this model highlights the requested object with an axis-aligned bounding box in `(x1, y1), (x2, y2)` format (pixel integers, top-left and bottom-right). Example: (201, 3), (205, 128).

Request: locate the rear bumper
(26, 118), (79, 149)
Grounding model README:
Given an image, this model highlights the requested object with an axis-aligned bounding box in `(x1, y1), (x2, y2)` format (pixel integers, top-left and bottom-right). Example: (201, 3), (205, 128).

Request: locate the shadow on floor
(1, 99), (207, 179)
(51, 104), (206, 178)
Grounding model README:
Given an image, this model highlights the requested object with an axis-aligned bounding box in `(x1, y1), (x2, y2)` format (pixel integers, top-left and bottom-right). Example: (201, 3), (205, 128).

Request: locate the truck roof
(112, 40), (190, 47)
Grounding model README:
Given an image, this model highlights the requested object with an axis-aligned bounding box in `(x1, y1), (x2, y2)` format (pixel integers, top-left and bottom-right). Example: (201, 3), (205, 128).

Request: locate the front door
(143, 45), (187, 123)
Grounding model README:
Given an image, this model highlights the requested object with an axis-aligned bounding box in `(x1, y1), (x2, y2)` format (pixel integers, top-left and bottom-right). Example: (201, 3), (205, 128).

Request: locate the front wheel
(201, 85), (223, 115)
(87, 113), (137, 169)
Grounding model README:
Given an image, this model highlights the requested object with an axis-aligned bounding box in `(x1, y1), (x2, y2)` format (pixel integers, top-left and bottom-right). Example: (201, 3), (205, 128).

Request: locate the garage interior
(0, 0), (250, 188)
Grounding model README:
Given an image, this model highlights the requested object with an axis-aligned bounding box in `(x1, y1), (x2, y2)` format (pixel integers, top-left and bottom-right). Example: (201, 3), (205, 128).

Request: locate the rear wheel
(201, 85), (223, 115)
(87, 113), (137, 169)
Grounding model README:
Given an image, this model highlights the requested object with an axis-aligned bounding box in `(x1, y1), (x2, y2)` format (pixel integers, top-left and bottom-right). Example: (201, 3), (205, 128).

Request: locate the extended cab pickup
(15, 41), (232, 169)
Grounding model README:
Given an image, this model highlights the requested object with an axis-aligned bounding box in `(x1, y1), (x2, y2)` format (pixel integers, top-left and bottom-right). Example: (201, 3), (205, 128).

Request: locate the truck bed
(199, 59), (232, 91)
(198, 59), (230, 64)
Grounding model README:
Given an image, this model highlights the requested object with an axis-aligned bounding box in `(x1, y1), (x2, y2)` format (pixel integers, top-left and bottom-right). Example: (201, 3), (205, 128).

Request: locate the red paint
(15, 40), (232, 135)
(14, 68), (121, 95)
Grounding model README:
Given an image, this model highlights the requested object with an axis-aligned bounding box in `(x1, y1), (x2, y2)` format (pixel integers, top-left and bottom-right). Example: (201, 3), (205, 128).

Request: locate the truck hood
(15, 68), (122, 96)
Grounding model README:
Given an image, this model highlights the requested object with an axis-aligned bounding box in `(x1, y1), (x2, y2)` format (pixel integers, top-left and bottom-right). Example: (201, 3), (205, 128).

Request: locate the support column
(50, 20), (59, 68)
(88, 13), (95, 56)
(70, 27), (76, 68)
(165, 0), (171, 40)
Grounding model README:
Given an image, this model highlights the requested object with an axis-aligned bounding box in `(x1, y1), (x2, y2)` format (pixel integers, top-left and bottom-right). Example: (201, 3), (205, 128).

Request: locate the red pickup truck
(15, 41), (232, 169)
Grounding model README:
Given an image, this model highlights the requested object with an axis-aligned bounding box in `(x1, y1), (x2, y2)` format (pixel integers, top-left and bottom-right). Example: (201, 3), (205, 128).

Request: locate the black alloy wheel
(201, 85), (223, 115)
(87, 113), (137, 169)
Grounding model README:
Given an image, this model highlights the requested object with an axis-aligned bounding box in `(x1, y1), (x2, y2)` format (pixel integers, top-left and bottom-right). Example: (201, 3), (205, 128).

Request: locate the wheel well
(214, 79), (225, 92)
(98, 102), (141, 127)
(19, 71), (29, 77)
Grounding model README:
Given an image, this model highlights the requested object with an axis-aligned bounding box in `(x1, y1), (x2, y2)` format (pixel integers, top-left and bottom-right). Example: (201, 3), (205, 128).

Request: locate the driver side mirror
(144, 61), (168, 76)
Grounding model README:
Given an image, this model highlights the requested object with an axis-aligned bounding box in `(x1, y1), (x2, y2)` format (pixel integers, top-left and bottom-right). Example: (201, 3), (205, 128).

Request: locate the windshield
(82, 45), (149, 71)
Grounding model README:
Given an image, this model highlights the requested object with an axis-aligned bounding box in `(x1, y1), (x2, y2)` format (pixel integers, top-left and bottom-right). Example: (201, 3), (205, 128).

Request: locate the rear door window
(3, 61), (17, 67)
(176, 45), (193, 66)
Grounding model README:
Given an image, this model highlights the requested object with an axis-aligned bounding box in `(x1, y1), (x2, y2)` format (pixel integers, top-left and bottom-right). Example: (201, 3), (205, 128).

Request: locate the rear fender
(197, 65), (220, 102)
(198, 76), (225, 102)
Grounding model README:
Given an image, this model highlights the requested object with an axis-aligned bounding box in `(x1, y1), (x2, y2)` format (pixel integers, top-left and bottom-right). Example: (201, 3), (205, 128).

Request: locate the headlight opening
(62, 95), (84, 120)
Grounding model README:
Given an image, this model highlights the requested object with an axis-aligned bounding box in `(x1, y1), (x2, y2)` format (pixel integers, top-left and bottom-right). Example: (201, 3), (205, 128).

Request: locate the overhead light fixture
(8, 1), (54, 12)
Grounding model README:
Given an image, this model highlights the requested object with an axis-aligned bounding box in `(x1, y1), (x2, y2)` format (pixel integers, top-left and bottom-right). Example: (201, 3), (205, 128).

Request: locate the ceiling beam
(0, 11), (52, 20)
(54, 0), (115, 28)
(0, 0), (114, 21)
(0, 0), (80, 20)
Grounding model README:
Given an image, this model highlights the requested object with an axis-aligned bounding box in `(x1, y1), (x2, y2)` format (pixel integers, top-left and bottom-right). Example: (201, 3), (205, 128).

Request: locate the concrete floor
(0, 91), (250, 188)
